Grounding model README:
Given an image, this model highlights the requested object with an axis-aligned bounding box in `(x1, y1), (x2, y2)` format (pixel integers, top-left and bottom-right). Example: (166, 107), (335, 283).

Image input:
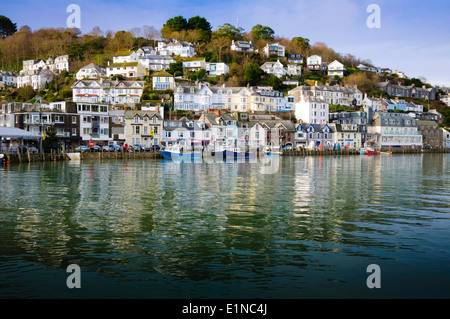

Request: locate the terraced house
(72, 79), (144, 105)
(124, 110), (163, 148)
(174, 84), (252, 112)
(367, 112), (423, 150)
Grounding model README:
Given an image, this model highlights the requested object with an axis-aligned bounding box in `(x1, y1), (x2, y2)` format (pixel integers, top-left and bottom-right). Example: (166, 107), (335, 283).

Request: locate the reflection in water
(0, 154), (449, 298)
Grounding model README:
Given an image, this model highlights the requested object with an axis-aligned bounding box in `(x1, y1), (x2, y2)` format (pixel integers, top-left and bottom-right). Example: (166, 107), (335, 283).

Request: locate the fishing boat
(160, 144), (201, 159)
(359, 148), (367, 155)
(365, 147), (380, 155)
(224, 148), (245, 158)
(264, 146), (283, 156)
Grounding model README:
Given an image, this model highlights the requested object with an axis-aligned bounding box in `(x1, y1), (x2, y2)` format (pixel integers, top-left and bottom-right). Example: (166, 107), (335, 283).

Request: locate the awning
(0, 126), (41, 139)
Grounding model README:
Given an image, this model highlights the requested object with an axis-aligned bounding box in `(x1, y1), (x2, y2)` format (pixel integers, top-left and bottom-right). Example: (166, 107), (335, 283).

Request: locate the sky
(4, 0), (450, 86)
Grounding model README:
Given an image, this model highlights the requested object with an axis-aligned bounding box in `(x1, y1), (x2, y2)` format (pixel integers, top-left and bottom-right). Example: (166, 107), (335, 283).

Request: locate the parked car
(133, 145), (145, 152)
(102, 145), (110, 152)
(150, 145), (161, 152)
(18, 145), (38, 154)
(91, 145), (101, 152)
(75, 146), (90, 152)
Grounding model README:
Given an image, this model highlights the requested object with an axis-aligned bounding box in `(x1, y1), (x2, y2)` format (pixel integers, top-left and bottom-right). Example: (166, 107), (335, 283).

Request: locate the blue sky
(4, 0), (450, 86)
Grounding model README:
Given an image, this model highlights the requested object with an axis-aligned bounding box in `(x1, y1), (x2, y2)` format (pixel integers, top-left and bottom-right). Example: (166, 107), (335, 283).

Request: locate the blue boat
(160, 145), (201, 160)
(224, 148), (245, 158)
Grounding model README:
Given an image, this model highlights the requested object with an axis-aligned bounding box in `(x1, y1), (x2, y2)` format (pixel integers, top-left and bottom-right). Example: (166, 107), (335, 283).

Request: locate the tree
(214, 23), (244, 40)
(251, 24), (275, 41)
(292, 36), (310, 52)
(164, 16), (188, 32)
(42, 126), (59, 152)
(169, 62), (183, 77)
(17, 85), (36, 101)
(187, 16), (211, 31)
(244, 63), (264, 85)
(0, 15), (17, 38)
(210, 36), (231, 62)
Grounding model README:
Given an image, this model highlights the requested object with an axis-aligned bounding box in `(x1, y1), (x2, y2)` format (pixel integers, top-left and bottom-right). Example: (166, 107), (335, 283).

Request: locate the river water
(0, 154), (449, 298)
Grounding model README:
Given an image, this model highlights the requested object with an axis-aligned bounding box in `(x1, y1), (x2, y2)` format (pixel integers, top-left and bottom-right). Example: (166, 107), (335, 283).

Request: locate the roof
(124, 111), (162, 120)
(115, 51), (135, 57)
(152, 70), (173, 77)
(0, 126), (41, 139)
(108, 62), (139, 68)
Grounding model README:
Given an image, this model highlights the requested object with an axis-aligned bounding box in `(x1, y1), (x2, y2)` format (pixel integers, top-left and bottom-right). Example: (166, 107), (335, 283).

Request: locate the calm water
(0, 154), (449, 299)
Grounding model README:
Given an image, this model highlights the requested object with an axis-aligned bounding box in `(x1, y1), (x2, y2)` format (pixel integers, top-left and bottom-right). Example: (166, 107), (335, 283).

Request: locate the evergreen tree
(0, 15), (17, 38)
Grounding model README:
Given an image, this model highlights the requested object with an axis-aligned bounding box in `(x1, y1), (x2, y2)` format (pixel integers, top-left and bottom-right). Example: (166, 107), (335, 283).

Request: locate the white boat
(160, 144), (201, 159)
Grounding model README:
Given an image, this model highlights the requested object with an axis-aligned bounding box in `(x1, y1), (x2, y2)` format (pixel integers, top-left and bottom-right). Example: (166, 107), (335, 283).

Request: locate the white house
(54, 55), (70, 73)
(295, 96), (329, 124)
(106, 62), (145, 78)
(287, 64), (302, 76)
(174, 84), (252, 112)
(230, 40), (254, 53)
(357, 64), (381, 74)
(206, 62), (229, 76)
(440, 94), (450, 106)
(76, 63), (106, 80)
(328, 60), (346, 78)
(112, 51), (139, 64)
(72, 79), (145, 105)
(136, 46), (157, 57)
(182, 58), (207, 72)
(307, 55), (327, 72)
(157, 40), (196, 58)
(289, 84), (363, 107)
(139, 55), (175, 71)
(263, 43), (285, 57)
(260, 60), (287, 78)
(17, 69), (54, 90)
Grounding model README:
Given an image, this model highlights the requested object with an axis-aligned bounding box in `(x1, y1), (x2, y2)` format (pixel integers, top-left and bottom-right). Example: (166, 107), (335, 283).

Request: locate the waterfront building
(295, 96), (329, 125)
(124, 110), (163, 148)
(76, 102), (111, 145)
(367, 112), (422, 150)
(1, 101), (81, 149)
(162, 120), (190, 147)
(418, 120), (443, 149)
(441, 128), (450, 149)
(294, 122), (334, 149)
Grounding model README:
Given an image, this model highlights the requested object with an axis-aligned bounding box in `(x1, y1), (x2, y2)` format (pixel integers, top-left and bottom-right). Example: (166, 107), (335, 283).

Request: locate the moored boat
(160, 144), (201, 159)
(365, 148), (380, 155)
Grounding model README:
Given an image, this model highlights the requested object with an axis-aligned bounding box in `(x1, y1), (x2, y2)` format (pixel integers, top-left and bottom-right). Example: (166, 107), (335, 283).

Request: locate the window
(72, 116), (77, 124)
(135, 126), (140, 134)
